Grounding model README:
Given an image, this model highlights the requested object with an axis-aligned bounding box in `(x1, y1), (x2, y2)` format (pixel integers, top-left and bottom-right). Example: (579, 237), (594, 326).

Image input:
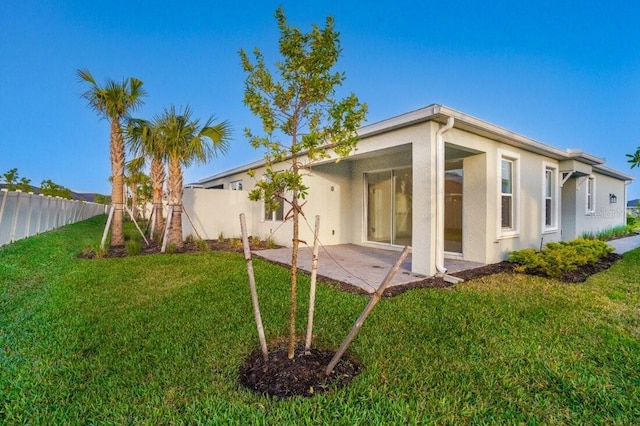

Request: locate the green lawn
(1, 216), (639, 424)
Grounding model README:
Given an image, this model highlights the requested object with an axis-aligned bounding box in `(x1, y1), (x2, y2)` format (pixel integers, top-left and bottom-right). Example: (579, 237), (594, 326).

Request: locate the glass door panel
(444, 162), (463, 253)
(366, 168), (412, 246)
(393, 169), (412, 246)
(367, 171), (392, 243)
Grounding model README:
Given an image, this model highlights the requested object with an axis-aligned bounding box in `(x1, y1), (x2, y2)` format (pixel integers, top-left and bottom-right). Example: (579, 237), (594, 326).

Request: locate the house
(188, 104), (633, 277)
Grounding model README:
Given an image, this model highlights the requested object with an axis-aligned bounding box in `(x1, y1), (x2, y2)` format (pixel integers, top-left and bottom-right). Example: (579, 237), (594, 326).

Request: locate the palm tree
(125, 118), (167, 238)
(124, 156), (147, 220)
(156, 105), (231, 248)
(78, 69), (146, 247)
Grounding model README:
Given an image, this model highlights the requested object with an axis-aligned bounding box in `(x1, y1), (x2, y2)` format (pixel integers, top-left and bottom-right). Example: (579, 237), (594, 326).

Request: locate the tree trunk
(110, 119), (125, 247)
(151, 155), (165, 236)
(167, 155), (183, 248)
(288, 191), (299, 359)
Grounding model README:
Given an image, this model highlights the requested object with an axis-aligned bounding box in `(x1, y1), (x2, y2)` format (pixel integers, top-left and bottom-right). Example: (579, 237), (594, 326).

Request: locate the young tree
(240, 7), (367, 359)
(126, 118), (167, 234)
(78, 69), (146, 247)
(17, 177), (32, 192)
(156, 105), (231, 248)
(40, 179), (72, 199)
(2, 168), (19, 190)
(125, 156), (148, 219)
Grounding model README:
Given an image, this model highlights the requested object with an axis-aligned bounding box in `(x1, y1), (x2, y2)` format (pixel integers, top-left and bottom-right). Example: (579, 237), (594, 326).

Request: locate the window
(264, 200), (284, 221)
(498, 150), (520, 237)
(543, 163), (558, 231)
(501, 159), (514, 229)
(230, 180), (243, 190)
(586, 175), (596, 213)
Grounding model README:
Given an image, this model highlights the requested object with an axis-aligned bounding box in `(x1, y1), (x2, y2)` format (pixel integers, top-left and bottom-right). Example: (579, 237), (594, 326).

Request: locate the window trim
(230, 180), (243, 190)
(263, 199), (285, 222)
(585, 175), (596, 214)
(497, 149), (520, 238)
(542, 162), (559, 233)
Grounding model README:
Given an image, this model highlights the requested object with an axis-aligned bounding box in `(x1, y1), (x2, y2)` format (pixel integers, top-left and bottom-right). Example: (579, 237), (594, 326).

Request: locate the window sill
(497, 231), (520, 240)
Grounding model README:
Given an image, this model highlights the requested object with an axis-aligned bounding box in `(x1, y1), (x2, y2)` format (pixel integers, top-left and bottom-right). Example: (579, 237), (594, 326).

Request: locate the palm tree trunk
(110, 120), (125, 247)
(151, 155), (165, 236)
(167, 155), (183, 248)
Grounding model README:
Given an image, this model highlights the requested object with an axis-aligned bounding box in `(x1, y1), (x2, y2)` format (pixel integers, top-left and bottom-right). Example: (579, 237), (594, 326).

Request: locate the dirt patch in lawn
(238, 344), (362, 398)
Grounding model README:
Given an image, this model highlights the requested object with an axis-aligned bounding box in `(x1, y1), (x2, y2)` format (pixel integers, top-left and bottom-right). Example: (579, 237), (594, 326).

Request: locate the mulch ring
(238, 344), (363, 398)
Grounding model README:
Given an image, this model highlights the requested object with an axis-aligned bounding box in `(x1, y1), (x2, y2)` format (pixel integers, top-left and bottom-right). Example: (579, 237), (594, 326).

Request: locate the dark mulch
(238, 344), (363, 398)
(77, 238), (278, 259)
(379, 253), (623, 297)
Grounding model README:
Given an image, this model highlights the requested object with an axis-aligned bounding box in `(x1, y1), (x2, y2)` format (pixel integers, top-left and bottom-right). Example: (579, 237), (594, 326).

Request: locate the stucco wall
(182, 188), (257, 240)
(561, 172), (627, 240)
(443, 128), (564, 264)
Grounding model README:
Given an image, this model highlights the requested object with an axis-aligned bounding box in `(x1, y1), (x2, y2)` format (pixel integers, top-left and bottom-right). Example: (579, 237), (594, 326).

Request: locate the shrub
(185, 234), (196, 244)
(197, 239), (210, 253)
(126, 239), (142, 256)
(581, 225), (634, 241)
(218, 231), (225, 243)
(508, 238), (613, 278)
(265, 237), (277, 249)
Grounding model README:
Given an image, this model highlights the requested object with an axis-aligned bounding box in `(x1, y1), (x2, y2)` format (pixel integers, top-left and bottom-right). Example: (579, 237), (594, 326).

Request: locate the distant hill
(0, 184), (105, 203)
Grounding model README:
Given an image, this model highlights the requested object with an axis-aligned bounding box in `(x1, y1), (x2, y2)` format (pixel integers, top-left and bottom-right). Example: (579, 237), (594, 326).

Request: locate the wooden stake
(240, 213), (268, 361)
(160, 205), (173, 253)
(304, 215), (320, 354)
(325, 246), (411, 375)
(125, 205), (149, 245)
(100, 205), (115, 249)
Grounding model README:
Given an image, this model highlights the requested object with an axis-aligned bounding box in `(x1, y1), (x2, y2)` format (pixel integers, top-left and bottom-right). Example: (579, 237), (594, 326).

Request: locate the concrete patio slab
(253, 244), (484, 293)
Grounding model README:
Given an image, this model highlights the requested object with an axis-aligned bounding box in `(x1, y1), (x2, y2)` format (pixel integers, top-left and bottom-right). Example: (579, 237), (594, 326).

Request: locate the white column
(411, 122), (438, 276)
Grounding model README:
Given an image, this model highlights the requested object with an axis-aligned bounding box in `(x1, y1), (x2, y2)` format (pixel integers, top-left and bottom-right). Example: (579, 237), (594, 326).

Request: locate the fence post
(24, 192), (35, 238)
(0, 189), (8, 227)
(10, 190), (22, 243)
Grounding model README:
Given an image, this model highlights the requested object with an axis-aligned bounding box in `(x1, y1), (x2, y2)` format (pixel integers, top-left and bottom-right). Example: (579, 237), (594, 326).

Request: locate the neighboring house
(190, 104), (633, 277)
(628, 199), (640, 217)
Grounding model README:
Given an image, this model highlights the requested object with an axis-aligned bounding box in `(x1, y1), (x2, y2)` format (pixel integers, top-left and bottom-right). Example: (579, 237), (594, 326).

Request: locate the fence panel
(0, 189), (108, 246)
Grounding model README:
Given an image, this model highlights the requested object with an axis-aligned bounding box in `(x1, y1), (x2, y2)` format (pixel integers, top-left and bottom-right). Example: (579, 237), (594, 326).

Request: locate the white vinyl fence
(0, 189), (108, 246)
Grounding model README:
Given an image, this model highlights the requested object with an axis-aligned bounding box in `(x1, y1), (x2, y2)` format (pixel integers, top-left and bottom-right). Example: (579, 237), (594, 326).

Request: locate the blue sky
(1, 0), (639, 199)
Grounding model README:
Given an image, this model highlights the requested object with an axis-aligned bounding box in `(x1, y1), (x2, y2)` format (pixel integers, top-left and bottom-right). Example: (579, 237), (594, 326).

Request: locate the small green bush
(126, 239), (142, 256)
(218, 231), (225, 243)
(508, 238), (613, 278)
(185, 234), (196, 244)
(197, 239), (210, 252)
(265, 237), (277, 249)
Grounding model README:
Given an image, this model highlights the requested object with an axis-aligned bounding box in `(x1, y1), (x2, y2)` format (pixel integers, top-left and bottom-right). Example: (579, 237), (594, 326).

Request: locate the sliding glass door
(366, 168), (412, 246)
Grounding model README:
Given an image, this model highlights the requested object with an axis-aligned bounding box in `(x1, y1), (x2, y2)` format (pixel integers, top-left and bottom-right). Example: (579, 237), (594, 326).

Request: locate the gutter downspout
(435, 116), (455, 275)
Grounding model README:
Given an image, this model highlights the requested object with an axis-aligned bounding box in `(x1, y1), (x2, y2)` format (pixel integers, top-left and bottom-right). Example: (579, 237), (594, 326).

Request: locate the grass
(1, 215), (639, 424)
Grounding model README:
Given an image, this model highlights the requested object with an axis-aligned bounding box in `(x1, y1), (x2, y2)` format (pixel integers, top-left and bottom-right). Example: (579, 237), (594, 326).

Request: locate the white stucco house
(186, 104), (633, 277)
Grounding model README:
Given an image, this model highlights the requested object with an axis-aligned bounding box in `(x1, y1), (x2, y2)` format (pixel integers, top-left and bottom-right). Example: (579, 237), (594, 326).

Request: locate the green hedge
(508, 238), (613, 278)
